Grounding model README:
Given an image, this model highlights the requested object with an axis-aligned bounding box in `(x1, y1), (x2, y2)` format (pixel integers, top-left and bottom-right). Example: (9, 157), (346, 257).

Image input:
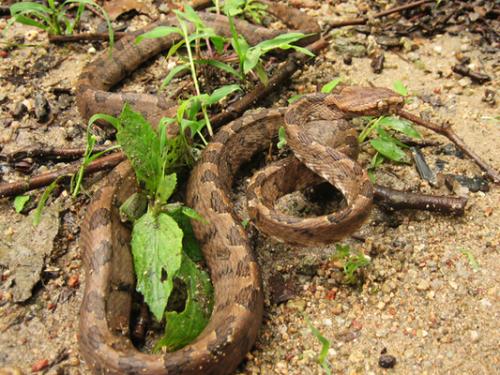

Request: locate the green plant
(321, 77), (342, 94)
(223, 0), (313, 85)
(460, 249), (480, 271)
(136, 5), (239, 137)
(306, 317), (332, 375)
(356, 81), (421, 181)
(7, 0), (113, 44)
(70, 124), (119, 197)
(277, 126), (287, 149)
(13, 195), (30, 213)
(33, 177), (60, 226)
(88, 105), (215, 351)
(332, 244), (370, 285)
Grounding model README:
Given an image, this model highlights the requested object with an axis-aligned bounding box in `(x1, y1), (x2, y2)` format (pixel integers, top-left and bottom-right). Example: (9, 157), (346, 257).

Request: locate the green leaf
(378, 116), (421, 139)
(253, 62), (268, 85)
(116, 104), (162, 195)
(370, 138), (408, 163)
(161, 63), (190, 90)
(181, 207), (207, 224)
(205, 84), (241, 106)
(306, 318), (332, 375)
(175, 5), (204, 28)
(119, 192), (148, 223)
(393, 80), (408, 96)
(223, 0), (246, 16)
(169, 208), (203, 262)
(154, 255), (213, 351)
(33, 178), (59, 226)
(253, 32), (309, 52)
(243, 47), (261, 74)
(135, 26), (181, 44)
(277, 126), (287, 149)
(194, 59), (242, 80)
(460, 249), (480, 271)
(131, 211), (183, 321)
(288, 94), (303, 104)
(156, 173), (177, 204)
(321, 78), (342, 94)
(14, 195), (30, 213)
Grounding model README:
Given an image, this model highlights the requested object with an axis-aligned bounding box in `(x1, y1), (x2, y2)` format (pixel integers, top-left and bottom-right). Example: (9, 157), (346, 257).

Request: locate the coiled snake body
(76, 3), (405, 374)
(80, 86), (403, 374)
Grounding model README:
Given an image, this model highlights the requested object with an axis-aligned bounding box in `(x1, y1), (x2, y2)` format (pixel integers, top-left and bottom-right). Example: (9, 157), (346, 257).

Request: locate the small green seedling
(7, 0), (114, 45)
(33, 177), (60, 226)
(321, 77), (342, 94)
(460, 249), (480, 271)
(13, 195), (30, 213)
(306, 317), (332, 375)
(332, 244), (370, 285)
(277, 126), (287, 149)
(357, 81), (421, 182)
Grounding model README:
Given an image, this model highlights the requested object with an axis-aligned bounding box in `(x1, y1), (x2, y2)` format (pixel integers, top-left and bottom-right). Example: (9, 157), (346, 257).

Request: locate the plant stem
(179, 19), (213, 136)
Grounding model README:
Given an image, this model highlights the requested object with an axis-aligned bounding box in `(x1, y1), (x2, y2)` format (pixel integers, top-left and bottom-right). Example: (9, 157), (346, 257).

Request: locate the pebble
(458, 77), (472, 87)
(379, 354), (397, 368)
(34, 93), (50, 122)
(417, 279), (431, 291)
(88, 46), (97, 54)
(469, 330), (480, 343)
(12, 102), (27, 119)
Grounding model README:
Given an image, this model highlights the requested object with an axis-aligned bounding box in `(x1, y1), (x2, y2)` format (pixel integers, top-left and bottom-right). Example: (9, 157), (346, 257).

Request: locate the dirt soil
(0, 1), (499, 374)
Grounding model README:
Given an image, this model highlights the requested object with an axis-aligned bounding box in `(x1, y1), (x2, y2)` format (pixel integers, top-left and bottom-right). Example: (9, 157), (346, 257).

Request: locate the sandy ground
(0, 1), (498, 374)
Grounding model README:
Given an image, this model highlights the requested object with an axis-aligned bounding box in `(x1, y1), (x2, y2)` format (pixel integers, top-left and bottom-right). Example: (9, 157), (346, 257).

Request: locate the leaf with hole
(154, 255), (213, 351)
(131, 211), (183, 321)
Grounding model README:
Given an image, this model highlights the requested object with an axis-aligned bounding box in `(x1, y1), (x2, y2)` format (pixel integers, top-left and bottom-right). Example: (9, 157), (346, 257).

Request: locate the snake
(79, 86), (404, 374)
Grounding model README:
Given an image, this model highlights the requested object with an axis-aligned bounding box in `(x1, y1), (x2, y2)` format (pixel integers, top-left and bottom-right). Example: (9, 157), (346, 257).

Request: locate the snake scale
(76, 3), (405, 374)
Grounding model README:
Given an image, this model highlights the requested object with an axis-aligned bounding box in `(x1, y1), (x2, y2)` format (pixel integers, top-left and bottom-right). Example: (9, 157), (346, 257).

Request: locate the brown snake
(79, 84), (404, 373)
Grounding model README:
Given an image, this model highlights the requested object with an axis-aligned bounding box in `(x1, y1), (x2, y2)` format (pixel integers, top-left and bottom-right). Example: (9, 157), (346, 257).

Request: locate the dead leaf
(0, 203), (60, 302)
(103, 0), (152, 20)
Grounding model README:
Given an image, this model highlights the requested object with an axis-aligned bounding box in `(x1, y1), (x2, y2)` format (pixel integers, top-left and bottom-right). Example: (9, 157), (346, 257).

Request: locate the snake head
(328, 86), (405, 116)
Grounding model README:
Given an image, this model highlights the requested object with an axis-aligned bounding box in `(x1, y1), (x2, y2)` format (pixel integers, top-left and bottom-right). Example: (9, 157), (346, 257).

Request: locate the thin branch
(373, 184), (467, 216)
(324, 0), (433, 33)
(0, 152), (124, 198)
(2, 145), (111, 162)
(398, 110), (500, 183)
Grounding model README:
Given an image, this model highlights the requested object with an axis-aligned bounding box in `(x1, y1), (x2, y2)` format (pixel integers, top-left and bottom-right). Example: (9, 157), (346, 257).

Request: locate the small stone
(34, 93), (50, 122)
(158, 4), (170, 13)
(417, 279), (430, 291)
(31, 359), (49, 372)
(25, 30), (39, 42)
(88, 46), (97, 54)
(433, 45), (443, 54)
(379, 354), (397, 368)
(470, 330), (480, 343)
(67, 274), (80, 288)
(12, 102), (28, 119)
(458, 77), (472, 87)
